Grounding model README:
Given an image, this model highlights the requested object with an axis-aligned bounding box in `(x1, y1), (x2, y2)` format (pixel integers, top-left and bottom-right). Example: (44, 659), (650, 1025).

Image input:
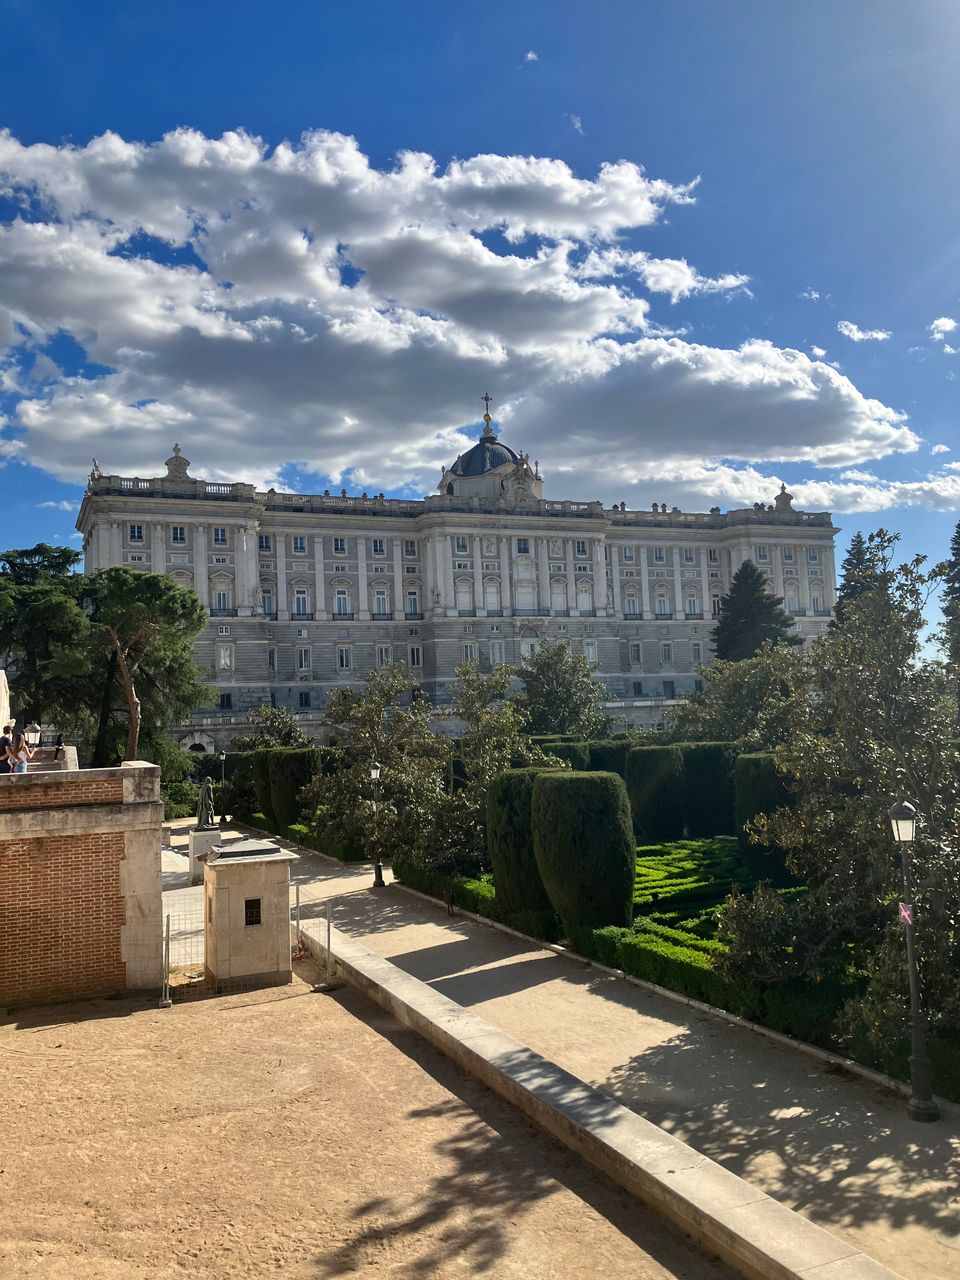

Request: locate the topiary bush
(625, 745), (685, 841)
(486, 769), (558, 935)
(734, 753), (793, 880)
(677, 742), (736, 837)
(532, 771), (636, 946)
(250, 749), (276, 828)
(266, 747), (322, 828)
(587, 740), (631, 777)
(543, 741), (590, 770)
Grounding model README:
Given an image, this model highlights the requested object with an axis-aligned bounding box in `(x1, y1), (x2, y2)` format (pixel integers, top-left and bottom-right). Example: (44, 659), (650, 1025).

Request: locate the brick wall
(0, 763), (163, 1009)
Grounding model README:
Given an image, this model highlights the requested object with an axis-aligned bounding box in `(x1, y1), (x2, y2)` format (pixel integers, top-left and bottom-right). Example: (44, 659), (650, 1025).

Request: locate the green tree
(720, 532), (960, 1052)
(232, 704), (312, 751)
(443, 662), (560, 870)
(941, 519), (960, 667)
(86, 568), (209, 762)
(667, 646), (804, 750)
(712, 560), (800, 661)
(0, 544), (92, 724)
(512, 640), (607, 737)
(833, 531), (879, 628)
(300, 663), (449, 869)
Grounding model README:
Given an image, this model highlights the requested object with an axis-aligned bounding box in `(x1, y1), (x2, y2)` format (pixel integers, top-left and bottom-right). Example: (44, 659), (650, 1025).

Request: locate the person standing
(10, 732), (35, 774)
(0, 725), (13, 774)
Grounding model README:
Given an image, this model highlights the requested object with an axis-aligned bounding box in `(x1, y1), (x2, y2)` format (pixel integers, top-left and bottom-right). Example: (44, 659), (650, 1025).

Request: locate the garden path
(163, 822), (960, 1280)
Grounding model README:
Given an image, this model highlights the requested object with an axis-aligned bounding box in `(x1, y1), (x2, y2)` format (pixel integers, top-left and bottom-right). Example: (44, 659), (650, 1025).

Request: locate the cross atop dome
(481, 391), (496, 438)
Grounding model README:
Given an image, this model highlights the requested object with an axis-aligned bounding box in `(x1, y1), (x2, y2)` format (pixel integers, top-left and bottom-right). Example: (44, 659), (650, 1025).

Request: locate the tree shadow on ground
(593, 1014), (960, 1242)
(312, 986), (735, 1280)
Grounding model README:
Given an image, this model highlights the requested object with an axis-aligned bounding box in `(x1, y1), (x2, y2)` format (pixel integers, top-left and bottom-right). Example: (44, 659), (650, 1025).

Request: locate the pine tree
(942, 520), (960, 667)
(712, 560), (801, 661)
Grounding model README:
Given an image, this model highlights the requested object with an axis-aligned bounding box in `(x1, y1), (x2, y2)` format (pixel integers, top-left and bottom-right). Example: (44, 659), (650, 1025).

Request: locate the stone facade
(76, 431), (838, 746)
(0, 762), (164, 1008)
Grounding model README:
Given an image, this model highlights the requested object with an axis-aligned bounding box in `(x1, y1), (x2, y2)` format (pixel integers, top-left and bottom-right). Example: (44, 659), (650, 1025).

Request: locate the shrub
(586, 740), (630, 777)
(676, 742), (736, 837)
(625, 745), (685, 840)
(734, 753), (793, 880)
(162, 778), (198, 820)
(543, 741), (590, 770)
(250, 749), (276, 827)
(486, 769), (558, 930)
(268, 747), (323, 828)
(532, 771), (636, 944)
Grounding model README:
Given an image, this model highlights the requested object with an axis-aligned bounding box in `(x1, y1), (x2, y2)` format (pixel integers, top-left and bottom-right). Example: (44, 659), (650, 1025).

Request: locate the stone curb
(299, 921), (904, 1280)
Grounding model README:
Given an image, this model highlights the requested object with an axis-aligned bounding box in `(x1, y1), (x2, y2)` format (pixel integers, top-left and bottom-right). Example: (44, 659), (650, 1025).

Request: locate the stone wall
(0, 762), (163, 1008)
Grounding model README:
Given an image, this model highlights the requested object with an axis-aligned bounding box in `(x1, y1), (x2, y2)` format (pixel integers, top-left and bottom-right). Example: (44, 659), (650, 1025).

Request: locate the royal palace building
(77, 414), (838, 750)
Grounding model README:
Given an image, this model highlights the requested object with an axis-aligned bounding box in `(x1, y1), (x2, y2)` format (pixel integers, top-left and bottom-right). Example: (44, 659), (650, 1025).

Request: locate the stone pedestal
(204, 839), (298, 990)
(188, 828), (221, 884)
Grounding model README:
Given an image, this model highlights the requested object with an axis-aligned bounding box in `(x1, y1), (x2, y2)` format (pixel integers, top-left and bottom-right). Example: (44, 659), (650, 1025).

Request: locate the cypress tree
(712, 560), (800, 661)
(943, 520), (960, 666)
(833, 531), (876, 628)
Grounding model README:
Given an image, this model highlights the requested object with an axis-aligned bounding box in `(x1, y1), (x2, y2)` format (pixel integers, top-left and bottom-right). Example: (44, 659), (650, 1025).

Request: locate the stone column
(443, 537), (455, 611)
(193, 524), (209, 608)
(314, 536), (326, 618)
(537, 536), (550, 613)
(799, 551), (811, 612)
(772, 548), (784, 599)
(237, 526), (256, 615)
(638, 547), (650, 618)
(565, 539), (577, 612)
(610, 544), (622, 615)
(671, 547), (683, 616)
(699, 548), (710, 615)
(425, 535), (441, 617)
(357, 538), (370, 620)
(151, 522), (165, 576)
(276, 533), (289, 621)
(392, 538), (403, 620)
(472, 535), (485, 616)
(593, 538), (606, 616)
(499, 535), (513, 616)
(110, 521), (122, 565)
(824, 542), (837, 607)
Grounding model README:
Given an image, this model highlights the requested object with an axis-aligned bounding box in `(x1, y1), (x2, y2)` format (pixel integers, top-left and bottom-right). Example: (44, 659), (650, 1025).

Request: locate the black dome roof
(450, 428), (519, 477)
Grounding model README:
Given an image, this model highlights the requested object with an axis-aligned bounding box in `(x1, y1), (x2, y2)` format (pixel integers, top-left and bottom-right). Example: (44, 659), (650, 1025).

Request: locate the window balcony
(209, 607), (238, 617)
(458, 608), (477, 617)
(485, 608), (503, 617)
(294, 611), (317, 621)
(513, 608), (544, 617)
(654, 610), (674, 620)
(683, 611), (704, 620)
(404, 611), (424, 620)
(261, 612), (278, 621)
(814, 609), (832, 617)
(577, 608), (597, 617)
(331, 611), (351, 621)
(551, 608), (570, 617)
(790, 608), (808, 617)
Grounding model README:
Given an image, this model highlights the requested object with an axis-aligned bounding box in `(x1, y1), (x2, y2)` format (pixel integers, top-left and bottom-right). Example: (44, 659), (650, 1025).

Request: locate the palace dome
(449, 426), (520, 477)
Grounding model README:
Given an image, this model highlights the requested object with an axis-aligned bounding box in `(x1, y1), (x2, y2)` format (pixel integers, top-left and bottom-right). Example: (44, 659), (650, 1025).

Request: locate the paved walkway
(162, 822), (960, 1280)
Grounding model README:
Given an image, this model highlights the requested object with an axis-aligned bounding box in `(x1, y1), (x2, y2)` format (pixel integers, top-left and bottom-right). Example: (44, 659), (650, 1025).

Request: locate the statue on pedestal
(196, 777), (217, 831)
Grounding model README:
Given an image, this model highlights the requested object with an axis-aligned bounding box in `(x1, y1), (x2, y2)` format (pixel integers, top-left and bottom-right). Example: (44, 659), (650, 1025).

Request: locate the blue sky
(1, 0), (958, 582)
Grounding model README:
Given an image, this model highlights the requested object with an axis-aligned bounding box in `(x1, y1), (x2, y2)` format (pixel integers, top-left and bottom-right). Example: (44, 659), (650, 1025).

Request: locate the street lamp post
(219, 750), (227, 828)
(370, 760), (384, 888)
(24, 723), (41, 749)
(888, 799), (940, 1122)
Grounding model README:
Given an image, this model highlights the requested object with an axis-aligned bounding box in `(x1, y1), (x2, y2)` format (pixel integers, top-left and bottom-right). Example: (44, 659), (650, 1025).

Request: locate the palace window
(584, 640), (597, 664)
(334, 589), (350, 616)
(683, 548), (695, 563)
(129, 524), (143, 542)
(621, 546), (634, 562)
(172, 526), (185, 544)
(807, 547), (819, 563)
(630, 642), (642, 665)
(372, 538), (385, 556)
(489, 640), (505, 666)
(299, 691), (311, 709)
(516, 537), (530, 555)
(691, 642), (702, 663)
(292, 535), (306, 554)
(655, 596), (669, 617)
(374, 589), (389, 616)
(654, 546), (665, 563)
(267, 647), (276, 672)
(219, 692), (233, 711)
(625, 595), (638, 617)
(337, 646), (351, 670)
(463, 642), (479, 664)
(711, 595), (723, 617)
(404, 539), (417, 557)
(708, 548), (719, 563)
(575, 539), (588, 557)
(295, 588), (310, 616)
(783, 546), (794, 562)
(756, 545), (769, 562)
(258, 533), (271, 551)
(663, 680), (676, 700)
(660, 642), (672, 665)
(297, 646), (311, 671)
(408, 644), (422, 667)
(261, 589), (274, 616)
(455, 536), (468, 554)
(213, 527), (227, 546)
(377, 644), (392, 668)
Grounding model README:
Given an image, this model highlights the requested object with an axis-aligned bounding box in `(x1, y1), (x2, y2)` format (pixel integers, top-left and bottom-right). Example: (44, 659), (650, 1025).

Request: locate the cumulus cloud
(800, 287), (820, 301)
(931, 443), (950, 454)
(0, 126), (917, 503)
(837, 319), (891, 343)
(929, 316), (957, 342)
(523, 50), (539, 62)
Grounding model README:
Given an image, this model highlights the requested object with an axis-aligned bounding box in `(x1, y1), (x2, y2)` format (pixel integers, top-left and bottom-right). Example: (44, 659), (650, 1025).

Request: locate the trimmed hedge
(543, 741), (590, 770)
(250, 750), (276, 827)
(532, 771), (635, 945)
(190, 751), (257, 784)
(486, 769), (559, 937)
(268, 747), (323, 828)
(734, 753), (793, 880)
(625, 745), (685, 840)
(677, 742), (736, 837)
(586, 740), (630, 777)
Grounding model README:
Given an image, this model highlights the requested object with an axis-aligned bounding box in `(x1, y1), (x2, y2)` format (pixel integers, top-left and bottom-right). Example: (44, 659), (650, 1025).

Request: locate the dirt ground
(0, 962), (734, 1280)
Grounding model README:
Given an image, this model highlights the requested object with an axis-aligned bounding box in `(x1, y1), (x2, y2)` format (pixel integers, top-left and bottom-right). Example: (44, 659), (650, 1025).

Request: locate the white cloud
(800, 288), (820, 301)
(929, 316), (957, 342)
(837, 320), (891, 343)
(0, 127), (917, 503)
(931, 443), (950, 454)
(37, 499), (78, 510)
(524, 50), (539, 62)
(810, 346), (826, 358)
(567, 114), (584, 135)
